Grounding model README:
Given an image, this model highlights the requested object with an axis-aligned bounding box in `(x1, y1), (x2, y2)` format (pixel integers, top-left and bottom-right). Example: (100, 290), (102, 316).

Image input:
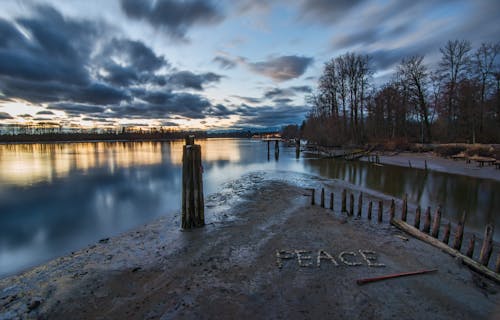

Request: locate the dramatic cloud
(0, 112), (13, 120)
(167, 71), (222, 91)
(263, 86), (312, 100)
(120, 0), (223, 41)
(232, 104), (309, 128)
(232, 96), (262, 104)
(47, 103), (106, 117)
(246, 55), (314, 81)
(36, 110), (55, 115)
(212, 56), (237, 70)
(299, 0), (365, 23)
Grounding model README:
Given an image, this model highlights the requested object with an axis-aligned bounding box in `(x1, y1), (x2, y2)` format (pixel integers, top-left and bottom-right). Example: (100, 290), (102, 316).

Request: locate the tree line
(298, 40), (500, 146)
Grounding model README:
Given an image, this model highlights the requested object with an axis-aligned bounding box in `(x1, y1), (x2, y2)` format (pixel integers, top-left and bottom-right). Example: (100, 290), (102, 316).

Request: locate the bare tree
(398, 55), (432, 143)
(439, 40), (472, 140)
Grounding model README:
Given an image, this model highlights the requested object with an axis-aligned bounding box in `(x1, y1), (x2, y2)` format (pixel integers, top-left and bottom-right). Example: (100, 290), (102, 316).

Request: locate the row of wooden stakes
(309, 187), (499, 280)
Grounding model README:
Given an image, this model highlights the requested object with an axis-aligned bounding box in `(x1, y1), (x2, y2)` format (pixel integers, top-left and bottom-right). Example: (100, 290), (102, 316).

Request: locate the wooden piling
(349, 193), (354, 216)
(442, 222), (451, 245)
(389, 199), (395, 221)
(424, 160), (428, 170)
(479, 224), (494, 266)
(341, 189), (347, 212)
(295, 139), (300, 158)
(414, 205), (421, 229)
(431, 206), (442, 238)
(408, 160), (412, 168)
(182, 135), (205, 229)
(320, 188), (325, 208)
(466, 235), (475, 258)
(311, 188), (315, 206)
(423, 206), (431, 233)
(401, 193), (408, 221)
(357, 193), (363, 217)
(452, 211), (466, 250)
(330, 192), (334, 210)
(367, 201), (372, 220)
(377, 201), (383, 223)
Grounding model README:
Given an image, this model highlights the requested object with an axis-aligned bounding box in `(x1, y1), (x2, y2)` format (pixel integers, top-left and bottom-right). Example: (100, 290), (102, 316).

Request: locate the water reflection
(0, 139), (498, 278)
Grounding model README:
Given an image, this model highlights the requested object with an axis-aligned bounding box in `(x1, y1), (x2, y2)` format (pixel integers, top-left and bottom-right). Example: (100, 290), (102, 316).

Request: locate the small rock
(27, 299), (41, 311)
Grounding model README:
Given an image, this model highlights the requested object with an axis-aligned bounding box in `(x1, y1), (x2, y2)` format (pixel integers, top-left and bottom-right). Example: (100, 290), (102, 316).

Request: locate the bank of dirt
(1, 174), (499, 319)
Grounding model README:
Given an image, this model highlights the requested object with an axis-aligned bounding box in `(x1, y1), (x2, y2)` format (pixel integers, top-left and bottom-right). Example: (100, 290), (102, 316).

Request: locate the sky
(0, 0), (499, 131)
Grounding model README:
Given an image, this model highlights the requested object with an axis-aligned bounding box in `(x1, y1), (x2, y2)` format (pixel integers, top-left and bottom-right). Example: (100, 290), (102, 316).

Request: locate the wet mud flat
(1, 174), (499, 319)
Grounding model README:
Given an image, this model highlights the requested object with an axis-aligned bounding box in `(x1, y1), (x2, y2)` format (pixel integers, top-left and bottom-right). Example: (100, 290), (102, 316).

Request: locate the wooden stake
(452, 211), (466, 251)
(329, 192), (334, 210)
(349, 193), (354, 216)
(367, 201), (372, 220)
(390, 219), (500, 283)
(378, 201), (383, 223)
(356, 269), (437, 285)
(320, 188), (325, 208)
(341, 189), (347, 212)
(402, 193), (408, 221)
(311, 188), (315, 206)
(442, 222), (451, 245)
(357, 193), (363, 217)
(389, 199), (395, 221)
(424, 159), (428, 170)
(479, 224), (494, 266)
(182, 136), (204, 229)
(431, 206), (442, 238)
(466, 234), (475, 258)
(414, 205), (421, 229)
(423, 206), (431, 233)
(408, 160), (412, 168)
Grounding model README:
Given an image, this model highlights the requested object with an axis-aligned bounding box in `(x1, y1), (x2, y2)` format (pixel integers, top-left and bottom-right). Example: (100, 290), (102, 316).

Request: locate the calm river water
(0, 139), (498, 278)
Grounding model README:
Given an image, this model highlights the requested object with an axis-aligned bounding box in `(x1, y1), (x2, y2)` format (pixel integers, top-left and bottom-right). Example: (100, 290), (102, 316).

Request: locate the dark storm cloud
(232, 104), (309, 128)
(263, 85), (312, 100)
(167, 71), (223, 90)
(212, 56), (237, 69)
(47, 103), (106, 116)
(232, 96), (262, 104)
(299, 0), (365, 23)
(36, 110), (55, 115)
(246, 55), (313, 81)
(0, 112), (13, 120)
(120, 0), (223, 41)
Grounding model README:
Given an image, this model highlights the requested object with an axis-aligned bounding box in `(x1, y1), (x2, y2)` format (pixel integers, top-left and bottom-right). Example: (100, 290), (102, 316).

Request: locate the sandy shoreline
(1, 173), (499, 319)
(362, 152), (500, 182)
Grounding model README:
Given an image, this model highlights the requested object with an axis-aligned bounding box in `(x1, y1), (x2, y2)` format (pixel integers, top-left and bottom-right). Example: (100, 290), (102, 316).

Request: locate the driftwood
(357, 269), (437, 285)
(391, 219), (500, 283)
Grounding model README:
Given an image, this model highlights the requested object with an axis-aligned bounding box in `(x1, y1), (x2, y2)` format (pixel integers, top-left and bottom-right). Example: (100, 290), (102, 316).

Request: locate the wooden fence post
(414, 205), (421, 229)
(431, 206), (442, 238)
(341, 189), (347, 213)
(378, 201), (383, 223)
(452, 211), (466, 250)
(367, 201), (372, 220)
(401, 193), (408, 221)
(357, 193), (363, 217)
(423, 206), (431, 233)
(182, 135), (204, 229)
(479, 224), (494, 266)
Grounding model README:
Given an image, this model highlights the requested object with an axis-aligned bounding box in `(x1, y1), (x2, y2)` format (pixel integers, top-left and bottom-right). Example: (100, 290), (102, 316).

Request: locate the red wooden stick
(356, 269), (437, 285)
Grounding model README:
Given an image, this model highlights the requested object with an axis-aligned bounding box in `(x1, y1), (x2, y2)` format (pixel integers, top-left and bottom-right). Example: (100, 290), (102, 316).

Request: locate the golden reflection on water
(0, 142), (164, 186)
(0, 139), (242, 186)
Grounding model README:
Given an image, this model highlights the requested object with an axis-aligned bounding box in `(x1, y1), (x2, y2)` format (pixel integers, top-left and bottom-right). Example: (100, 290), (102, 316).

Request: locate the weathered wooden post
(442, 222), (451, 245)
(377, 201), (383, 223)
(311, 188), (315, 206)
(348, 193), (354, 216)
(401, 193), (408, 221)
(452, 211), (466, 250)
(479, 224), (494, 266)
(389, 199), (395, 221)
(182, 135), (204, 229)
(267, 140), (270, 157)
(295, 139), (300, 159)
(423, 206), (431, 233)
(329, 192), (334, 210)
(466, 235), (476, 258)
(414, 205), (421, 229)
(408, 160), (412, 168)
(367, 201), (372, 220)
(357, 193), (363, 217)
(424, 160), (428, 171)
(320, 188), (325, 208)
(341, 189), (347, 213)
(431, 206), (442, 238)
(275, 140), (279, 157)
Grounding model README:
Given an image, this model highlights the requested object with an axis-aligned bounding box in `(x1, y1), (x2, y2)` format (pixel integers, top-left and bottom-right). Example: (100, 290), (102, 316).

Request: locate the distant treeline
(291, 40), (500, 146)
(0, 129), (258, 143)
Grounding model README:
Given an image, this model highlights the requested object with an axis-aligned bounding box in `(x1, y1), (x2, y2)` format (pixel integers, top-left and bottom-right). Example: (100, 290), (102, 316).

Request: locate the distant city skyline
(0, 0), (499, 130)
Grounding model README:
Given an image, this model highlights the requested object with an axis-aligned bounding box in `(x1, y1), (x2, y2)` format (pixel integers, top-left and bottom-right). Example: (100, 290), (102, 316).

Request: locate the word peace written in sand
(276, 249), (385, 268)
